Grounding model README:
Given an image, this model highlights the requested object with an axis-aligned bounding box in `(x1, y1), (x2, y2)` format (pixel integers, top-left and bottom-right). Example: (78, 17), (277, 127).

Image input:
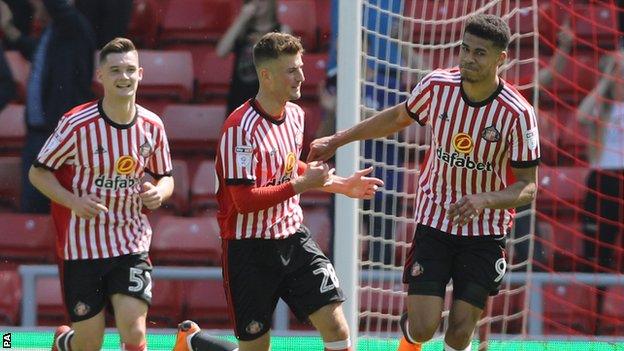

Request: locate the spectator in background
(1, 0), (33, 49)
(75, 0), (133, 49)
(216, 0), (289, 115)
(0, 0), (96, 213)
(0, 41), (16, 111)
(577, 51), (624, 272)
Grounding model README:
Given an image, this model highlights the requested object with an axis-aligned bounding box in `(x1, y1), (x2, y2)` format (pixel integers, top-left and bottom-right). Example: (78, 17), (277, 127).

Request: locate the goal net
(354, 0), (539, 348)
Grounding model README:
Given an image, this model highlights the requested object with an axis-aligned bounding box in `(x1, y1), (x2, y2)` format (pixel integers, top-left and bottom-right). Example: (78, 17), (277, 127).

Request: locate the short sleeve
(34, 117), (76, 171)
(404, 71), (435, 126)
(146, 126), (173, 178)
(219, 125), (256, 185)
(509, 107), (541, 168)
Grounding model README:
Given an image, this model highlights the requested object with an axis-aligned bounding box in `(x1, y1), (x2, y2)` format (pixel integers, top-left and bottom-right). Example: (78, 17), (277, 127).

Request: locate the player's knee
(122, 323), (146, 344)
(408, 316), (438, 343)
(445, 322), (475, 345)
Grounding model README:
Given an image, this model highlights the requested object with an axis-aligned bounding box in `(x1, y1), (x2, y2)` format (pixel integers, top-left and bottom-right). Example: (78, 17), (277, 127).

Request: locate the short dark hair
(99, 37), (136, 65)
(464, 14), (511, 50)
(253, 32), (304, 67)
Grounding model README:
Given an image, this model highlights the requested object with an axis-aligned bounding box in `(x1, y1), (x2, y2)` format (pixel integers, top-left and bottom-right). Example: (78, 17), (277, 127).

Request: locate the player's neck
(254, 91), (286, 120)
(102, 96), (136, 125)
(461, 75), (500, 103)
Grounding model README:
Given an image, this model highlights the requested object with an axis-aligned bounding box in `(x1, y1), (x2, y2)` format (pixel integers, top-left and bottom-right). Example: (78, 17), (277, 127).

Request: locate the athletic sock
(324, 338), (352, 351)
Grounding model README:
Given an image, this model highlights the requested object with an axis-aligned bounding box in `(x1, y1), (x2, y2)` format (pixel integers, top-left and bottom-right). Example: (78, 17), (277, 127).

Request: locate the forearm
(332, 104), (411, 149)
(28, 166), (76, 209)
(155, 176), (174, 201)
(480, 180), (537, 209)
(229, 182), (296, 213)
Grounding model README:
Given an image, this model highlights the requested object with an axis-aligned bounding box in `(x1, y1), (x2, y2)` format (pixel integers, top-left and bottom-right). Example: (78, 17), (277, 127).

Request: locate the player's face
(459, 33), (506, 83)
(269, 52), (305, 101)
(97, 51), (143, 98)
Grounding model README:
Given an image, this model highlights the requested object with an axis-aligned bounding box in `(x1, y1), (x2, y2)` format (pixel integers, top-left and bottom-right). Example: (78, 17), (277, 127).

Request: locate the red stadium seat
(148, 279), (183, 327)
(301, 53), (327, 98)
(183, 280), (230, 329)
(160, 104), (226, 153)
(0, 213), (55, 263)
(151, 214), (222, 265)
(0, 104), (26, 153)
(4, 51), (29, 102)
(543, 283), (597, 334)
(195, 50), (234, 102)
(159, 0), (235, 45)
(36, 276), (65, 326)
(0, 269), (21, 325)
(301, 206), (332, 254)
(137, 50), (194, 101)
(0, 156), (21, 209)
(600, 286), (624, 335)
(127, 0), (160, 48)
(190, 160), (217, 211)
(278, 0), (318, 51)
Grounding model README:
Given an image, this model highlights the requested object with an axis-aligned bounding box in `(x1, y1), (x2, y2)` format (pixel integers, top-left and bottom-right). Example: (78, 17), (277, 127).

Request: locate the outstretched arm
(307, 102), (415, 162)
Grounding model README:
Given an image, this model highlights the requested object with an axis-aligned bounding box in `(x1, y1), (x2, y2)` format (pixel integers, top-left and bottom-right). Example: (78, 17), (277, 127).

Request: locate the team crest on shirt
(411, 261), (424, 277)
(245, 320), (263, 335)
(73, 301), (90, 316)
(525, 127), (539, 151)
(115, 155), (137, 175)
(481, 125), (501, 142)
(139, 141), (153, 158)
(235, 145), (253, 168)
(452, 133), (474, 154)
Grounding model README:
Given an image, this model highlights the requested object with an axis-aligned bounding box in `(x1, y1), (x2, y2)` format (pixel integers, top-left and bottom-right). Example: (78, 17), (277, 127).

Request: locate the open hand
(340, 167), (384, 199)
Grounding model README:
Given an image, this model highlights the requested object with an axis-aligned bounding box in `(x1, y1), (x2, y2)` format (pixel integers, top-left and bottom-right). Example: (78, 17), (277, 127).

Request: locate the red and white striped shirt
(35, 100), (172, 260)
(406, 68), (540, 236)
(216, 99), (305, 240)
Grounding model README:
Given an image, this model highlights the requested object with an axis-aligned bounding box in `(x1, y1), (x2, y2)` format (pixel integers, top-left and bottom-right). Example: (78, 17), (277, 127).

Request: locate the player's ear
(497, 49), (507, 67)
(137, 66), (144, 82)
(258, 66), (271, 82)
(95, 67), (103, 84)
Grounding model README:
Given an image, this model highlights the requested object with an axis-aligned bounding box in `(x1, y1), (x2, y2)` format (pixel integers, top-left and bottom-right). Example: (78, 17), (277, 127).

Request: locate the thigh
(403, 225), (453, 298)
(223, 239), (282, 341)
(62, 259), (107, 322)
(406, 294), (445, 333)
(106, 252), (153, 305)
(452, 238), (507, 309)
(281, 228), (345, 321)
(110, 293), (148, 343)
